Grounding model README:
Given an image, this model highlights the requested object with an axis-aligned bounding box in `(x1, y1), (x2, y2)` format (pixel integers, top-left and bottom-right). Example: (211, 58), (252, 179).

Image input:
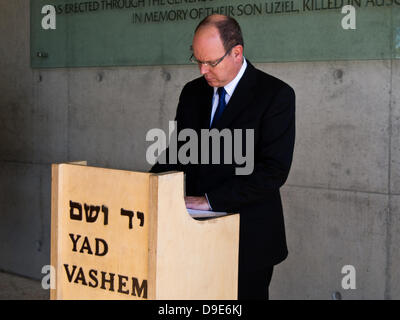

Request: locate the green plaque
(31, 0), (400, 68)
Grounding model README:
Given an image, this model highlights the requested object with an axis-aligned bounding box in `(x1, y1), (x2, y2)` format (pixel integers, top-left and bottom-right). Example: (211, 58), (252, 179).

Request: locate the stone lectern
(51, 163), (240, 300)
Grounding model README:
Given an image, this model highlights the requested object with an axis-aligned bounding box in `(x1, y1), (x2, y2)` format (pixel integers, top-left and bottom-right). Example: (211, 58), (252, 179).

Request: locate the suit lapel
(213, 60), (258, 130)
(197, 79), (214, 129)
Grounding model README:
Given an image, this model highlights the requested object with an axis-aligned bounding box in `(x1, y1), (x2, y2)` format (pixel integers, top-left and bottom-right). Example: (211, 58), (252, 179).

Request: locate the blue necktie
(211, 87), (227, 128)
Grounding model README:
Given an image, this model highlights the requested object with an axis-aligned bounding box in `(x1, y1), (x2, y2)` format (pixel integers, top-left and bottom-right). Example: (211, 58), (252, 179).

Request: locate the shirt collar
(214, 58), (248, 97)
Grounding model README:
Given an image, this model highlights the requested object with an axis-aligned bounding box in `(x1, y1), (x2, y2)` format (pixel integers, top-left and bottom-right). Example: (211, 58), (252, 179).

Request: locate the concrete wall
(0, 0), (399, 299)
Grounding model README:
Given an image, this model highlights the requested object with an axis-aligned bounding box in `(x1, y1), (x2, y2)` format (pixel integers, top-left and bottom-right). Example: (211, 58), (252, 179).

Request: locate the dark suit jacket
(151, 60), (295, 267)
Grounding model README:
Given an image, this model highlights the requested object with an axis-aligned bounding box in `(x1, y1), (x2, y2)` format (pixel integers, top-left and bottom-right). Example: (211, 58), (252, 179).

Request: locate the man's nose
(199, 63), (210, 75)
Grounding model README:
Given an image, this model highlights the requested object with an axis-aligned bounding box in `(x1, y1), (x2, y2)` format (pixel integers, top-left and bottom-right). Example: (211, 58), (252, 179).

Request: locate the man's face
(192, 26), (243, 88)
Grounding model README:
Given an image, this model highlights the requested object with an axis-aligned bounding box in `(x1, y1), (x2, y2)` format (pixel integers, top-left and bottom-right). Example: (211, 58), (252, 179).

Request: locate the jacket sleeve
(206, 84), (296, 212)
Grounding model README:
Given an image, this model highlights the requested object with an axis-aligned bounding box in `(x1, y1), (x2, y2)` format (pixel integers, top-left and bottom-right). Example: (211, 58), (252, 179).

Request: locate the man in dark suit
(150, 14), (295, 300)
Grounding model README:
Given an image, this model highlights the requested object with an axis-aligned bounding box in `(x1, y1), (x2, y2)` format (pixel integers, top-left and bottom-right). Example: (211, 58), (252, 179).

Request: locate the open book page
(187, 208), (228, 218)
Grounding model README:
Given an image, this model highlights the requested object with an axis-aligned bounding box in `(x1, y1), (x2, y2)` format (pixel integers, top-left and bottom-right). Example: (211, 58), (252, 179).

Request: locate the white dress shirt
(209, 58), (248, 127)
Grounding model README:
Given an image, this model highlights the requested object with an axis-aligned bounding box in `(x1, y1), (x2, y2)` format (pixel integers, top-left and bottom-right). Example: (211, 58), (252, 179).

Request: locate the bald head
(194, 14), (244, 52)
(195, 14), (228, 31)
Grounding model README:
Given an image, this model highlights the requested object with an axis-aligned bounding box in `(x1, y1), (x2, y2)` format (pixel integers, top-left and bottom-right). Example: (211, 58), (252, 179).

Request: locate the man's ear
(232, 45), (243, 62)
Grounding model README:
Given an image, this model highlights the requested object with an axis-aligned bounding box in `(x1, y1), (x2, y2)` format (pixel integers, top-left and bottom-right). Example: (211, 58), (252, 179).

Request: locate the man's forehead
(192, 26), (224, 54)
(193, 26), (220, 43)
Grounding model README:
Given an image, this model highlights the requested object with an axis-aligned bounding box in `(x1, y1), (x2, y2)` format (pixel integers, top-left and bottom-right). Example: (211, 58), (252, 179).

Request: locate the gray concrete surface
(0, 0), (399, 299)
(261, 60), (391, 194)
(391, 60), (400, 193)
(272, 186), (388, 299)
(0, 272), (48, 300)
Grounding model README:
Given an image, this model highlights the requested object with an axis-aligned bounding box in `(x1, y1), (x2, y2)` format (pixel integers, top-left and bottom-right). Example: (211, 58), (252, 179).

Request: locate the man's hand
(184, 196), (210, 211)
